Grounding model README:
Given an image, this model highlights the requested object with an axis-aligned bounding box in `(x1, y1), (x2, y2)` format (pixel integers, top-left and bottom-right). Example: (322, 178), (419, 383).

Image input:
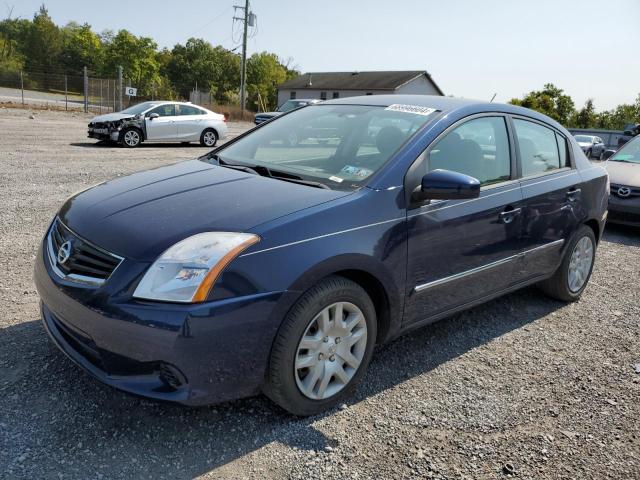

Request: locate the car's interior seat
(519, 137), (546, 175)
(376, 126), (406, 156)
(430, 132), (485, 182)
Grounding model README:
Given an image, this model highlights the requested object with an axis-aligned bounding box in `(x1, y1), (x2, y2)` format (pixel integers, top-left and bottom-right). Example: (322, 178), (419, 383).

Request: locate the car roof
(320, 94), (566, 131)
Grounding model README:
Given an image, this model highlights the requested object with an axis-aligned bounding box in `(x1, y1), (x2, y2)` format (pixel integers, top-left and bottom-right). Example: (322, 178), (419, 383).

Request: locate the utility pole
(234, 0), (254, 119)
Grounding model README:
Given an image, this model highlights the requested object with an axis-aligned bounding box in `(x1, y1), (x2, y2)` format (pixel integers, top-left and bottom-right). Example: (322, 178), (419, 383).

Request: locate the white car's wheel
(120, 128), (142, 148)
(200, 129), (218, 147)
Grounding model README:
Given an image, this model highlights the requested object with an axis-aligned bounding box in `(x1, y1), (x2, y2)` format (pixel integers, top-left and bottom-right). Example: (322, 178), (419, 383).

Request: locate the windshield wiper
(268, 175), (331, 190)
(208, 154), (260, 175)
(207, 153), (330, 189)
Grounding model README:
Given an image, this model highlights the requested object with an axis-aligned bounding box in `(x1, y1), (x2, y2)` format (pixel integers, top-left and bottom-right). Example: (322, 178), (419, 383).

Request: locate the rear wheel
(264, 276), (377, 416)
(120, 127), (142, 148)
(538, 225), (596, 301)
(200, 129), (218, 147)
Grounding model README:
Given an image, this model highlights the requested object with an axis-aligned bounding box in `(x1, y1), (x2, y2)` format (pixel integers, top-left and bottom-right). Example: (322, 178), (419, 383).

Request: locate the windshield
(120, 102), (157, 115)
(610, 135), (640, 164)
(211, 104), (438, 190)
(574, 135), (593, 143)
(277, 100), (306, 113)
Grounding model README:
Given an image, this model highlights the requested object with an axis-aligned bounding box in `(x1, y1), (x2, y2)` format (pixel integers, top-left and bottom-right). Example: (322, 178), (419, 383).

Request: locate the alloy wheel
(124, 130), (140, 147)
(294, 302), (367, 400)
(203, 131), (217, 146)
(567, 236), (594, 292)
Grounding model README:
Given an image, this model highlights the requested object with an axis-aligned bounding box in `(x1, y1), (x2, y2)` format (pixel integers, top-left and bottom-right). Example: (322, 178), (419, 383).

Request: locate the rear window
(514, 119), (562, 176)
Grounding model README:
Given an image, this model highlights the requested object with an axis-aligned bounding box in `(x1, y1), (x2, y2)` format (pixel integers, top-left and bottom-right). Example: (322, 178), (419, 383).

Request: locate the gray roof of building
(278, 71), (444, 95)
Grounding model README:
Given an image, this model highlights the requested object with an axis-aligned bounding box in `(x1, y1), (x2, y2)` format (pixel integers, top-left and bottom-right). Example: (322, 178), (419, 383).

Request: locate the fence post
(117, 66), (123, 111)
(64, 74), (68, 111)
(83, 66), (89, 113)
(99, 79), (103, 113)
(20, 70), (24, 105)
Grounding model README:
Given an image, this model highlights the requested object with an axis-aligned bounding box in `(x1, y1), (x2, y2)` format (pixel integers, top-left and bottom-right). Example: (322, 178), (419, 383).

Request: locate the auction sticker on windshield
(384, 104), (437, 116)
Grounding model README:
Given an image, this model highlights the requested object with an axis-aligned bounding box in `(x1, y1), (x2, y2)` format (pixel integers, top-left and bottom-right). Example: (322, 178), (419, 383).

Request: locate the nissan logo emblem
(617, 186), (631, 198)
(57, 240), (72, 265)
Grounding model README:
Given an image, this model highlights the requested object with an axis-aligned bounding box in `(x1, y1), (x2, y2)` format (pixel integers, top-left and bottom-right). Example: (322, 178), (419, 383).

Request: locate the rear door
(511, 117), (582, 280)
(145, 104), (178, 140)
(176, 105), (205, 140)
(404, 114), (524, 326)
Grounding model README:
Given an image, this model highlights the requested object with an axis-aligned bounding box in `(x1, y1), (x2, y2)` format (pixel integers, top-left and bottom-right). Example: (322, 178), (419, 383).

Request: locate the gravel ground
(0, 107), (639, 480)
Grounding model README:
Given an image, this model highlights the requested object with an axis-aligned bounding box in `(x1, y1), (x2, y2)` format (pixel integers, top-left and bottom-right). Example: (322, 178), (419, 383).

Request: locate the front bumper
(34, 243), (290, 406)
(88, 129), (120, 142)
(607, 194), (640, 226)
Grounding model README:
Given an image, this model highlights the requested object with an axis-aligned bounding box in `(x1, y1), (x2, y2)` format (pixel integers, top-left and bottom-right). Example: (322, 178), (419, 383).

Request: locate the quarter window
(428, 116), (511, 186)
(513, 119), (562, 176)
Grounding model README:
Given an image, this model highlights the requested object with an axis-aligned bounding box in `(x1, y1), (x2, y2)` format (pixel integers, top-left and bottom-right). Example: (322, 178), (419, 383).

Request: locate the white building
(277, 70), (444, 106)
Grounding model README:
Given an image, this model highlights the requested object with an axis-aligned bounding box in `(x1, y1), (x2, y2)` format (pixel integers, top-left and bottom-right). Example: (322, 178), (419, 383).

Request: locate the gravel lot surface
(0, 107), (639, 480)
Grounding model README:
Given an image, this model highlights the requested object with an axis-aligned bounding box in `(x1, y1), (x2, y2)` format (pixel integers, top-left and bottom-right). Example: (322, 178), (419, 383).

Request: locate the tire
(120, 127), (142, 148)
(200, 128), (218, 147)
(586, 148), (592, 158)
(598, 151), (604, 161)
(264, 276), (377, 416)
(537, 225), (596, 302)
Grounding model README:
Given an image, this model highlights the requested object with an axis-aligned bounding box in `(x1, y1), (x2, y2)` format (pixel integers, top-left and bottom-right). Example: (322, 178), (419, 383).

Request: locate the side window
(556, 133), (569, 168)
(148, 104), (175, 117)
(179, 105), (201, 116)
(428, 116), (511, 186)
(513, 119), (562, 176)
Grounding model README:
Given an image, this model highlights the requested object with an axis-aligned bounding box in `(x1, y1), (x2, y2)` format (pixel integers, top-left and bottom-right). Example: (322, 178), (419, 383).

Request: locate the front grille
(610, 184), (640, 198)
(47, 218), (122, 286)
(88, 122), (108, 129)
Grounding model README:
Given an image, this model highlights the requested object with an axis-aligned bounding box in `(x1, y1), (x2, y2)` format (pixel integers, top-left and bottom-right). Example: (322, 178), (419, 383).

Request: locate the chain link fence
(0, 67), (122, 113)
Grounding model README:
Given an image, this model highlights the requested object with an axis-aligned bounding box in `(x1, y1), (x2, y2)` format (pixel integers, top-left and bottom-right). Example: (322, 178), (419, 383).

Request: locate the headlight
(133, 232), (259, 303)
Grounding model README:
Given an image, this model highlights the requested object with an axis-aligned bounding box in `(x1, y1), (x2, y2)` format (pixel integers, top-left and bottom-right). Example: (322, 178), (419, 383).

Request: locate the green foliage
(510, 85), (640, 131)
(164, 38), (240, 101)
(509, 84), (575, 126)
(0, 6), (300, 110)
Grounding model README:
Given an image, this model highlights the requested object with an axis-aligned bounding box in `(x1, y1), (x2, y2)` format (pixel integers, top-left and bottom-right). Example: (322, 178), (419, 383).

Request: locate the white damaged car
(87, 101), (228, 148)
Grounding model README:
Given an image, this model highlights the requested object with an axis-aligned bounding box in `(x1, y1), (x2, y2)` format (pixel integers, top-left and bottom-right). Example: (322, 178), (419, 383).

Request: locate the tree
(509, 83), (575, 126)
(23, 5), (62, 72)
(247, 52), (296, 110)
(164, 38), (239, 101)
(101, 29), (161, 96)
(574, 99), (597, 129)
(59, 22), (102, 73)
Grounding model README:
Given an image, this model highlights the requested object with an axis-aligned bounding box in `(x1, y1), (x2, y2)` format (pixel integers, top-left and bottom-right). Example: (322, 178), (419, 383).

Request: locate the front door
(145, 104), (178, 140)
(404, 115), (524, 326)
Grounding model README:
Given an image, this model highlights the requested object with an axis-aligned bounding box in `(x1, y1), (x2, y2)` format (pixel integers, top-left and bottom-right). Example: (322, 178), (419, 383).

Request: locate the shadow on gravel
(70, 141), (209, 149)
(0, 287), (563, 478)
(602, 223), (640, 247)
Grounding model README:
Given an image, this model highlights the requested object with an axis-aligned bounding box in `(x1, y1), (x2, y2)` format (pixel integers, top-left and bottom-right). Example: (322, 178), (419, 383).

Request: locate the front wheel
(264, 276), (377, 416)
(200, 129), (218, 147)
(538, 225), (596, 302)
(120, 128), (142, 148)
(586, 148), (592, 158)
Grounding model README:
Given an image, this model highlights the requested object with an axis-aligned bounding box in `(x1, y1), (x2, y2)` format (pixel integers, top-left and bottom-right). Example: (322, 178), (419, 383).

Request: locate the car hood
(605, 160), (640, 186)
(90, 112), (137, 123)
(59, 160), (350, 261)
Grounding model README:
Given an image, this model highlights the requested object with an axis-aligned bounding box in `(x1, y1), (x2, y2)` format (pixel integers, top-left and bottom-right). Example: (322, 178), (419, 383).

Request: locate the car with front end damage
(87, 101), (227, 148)
(36, 95), (608, 416)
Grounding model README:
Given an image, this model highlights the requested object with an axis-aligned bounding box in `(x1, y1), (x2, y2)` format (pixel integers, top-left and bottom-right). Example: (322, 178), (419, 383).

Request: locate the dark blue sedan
(35, 95), (608, 415)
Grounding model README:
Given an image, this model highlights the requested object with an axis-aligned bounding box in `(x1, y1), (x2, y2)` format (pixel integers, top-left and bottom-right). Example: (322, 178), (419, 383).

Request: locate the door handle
(498, 207), (522, 224)
(566, 188), (581, 201)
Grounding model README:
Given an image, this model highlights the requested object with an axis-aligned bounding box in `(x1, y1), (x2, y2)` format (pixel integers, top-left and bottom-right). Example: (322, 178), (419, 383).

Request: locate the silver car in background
(574, 134), (605, 159)
(88, 101), (228, 148)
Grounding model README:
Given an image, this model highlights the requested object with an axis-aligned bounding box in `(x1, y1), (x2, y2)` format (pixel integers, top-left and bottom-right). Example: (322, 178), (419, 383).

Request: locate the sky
(7, 0), (640, 111)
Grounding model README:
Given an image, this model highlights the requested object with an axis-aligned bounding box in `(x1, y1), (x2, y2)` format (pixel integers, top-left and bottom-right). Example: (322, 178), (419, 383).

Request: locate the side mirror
(418, 169), (481, 200)
(148, 113), (160, 120)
